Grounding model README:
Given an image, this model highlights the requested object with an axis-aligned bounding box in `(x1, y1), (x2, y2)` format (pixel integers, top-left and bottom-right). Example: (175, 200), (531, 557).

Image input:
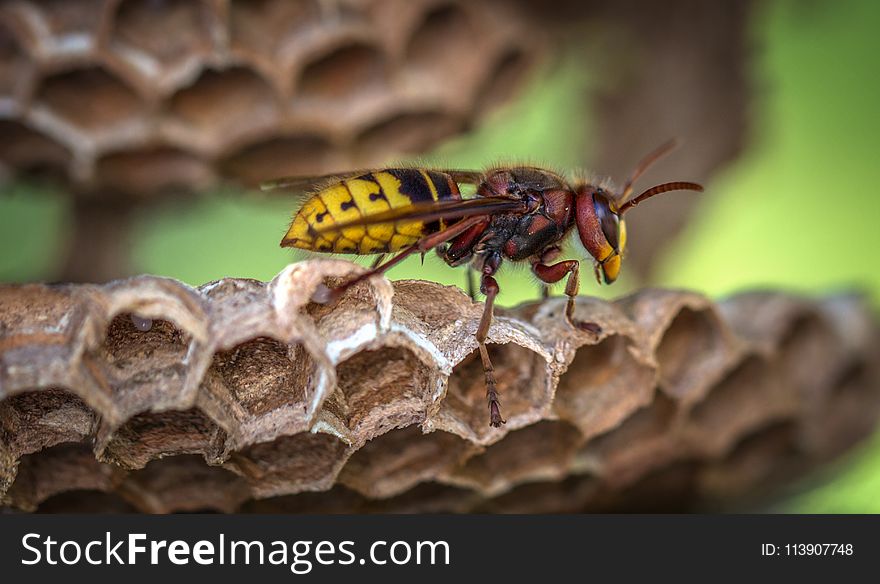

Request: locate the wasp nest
(0, 0), (538, 193)
(1, 260), (878, 512)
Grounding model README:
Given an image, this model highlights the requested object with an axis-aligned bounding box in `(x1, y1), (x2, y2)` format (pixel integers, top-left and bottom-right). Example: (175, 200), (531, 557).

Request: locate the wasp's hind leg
(313, 216), (488, 304)
(532, 259), (601, 335)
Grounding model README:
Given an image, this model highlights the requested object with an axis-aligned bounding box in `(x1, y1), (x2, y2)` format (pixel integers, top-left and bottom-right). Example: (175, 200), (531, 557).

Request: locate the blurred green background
(2, 0), (879, 511)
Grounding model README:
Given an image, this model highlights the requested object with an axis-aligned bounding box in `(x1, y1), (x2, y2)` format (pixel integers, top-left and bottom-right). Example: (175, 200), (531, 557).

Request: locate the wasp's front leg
(532, 258), (602, 335)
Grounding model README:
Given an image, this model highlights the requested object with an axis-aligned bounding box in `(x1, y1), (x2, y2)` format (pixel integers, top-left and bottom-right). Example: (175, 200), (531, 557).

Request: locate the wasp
(262, 141), (702, 428)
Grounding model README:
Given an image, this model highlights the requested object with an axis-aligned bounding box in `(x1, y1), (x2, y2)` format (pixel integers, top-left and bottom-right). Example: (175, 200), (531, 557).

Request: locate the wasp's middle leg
(477, 252), (505, 427)
(532, 258), (601, 335)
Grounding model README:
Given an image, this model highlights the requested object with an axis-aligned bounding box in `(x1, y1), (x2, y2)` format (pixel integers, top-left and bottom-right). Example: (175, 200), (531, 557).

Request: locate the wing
(314, 196), (526, 236)
(261, 168), (486, 193)
(260, 170), (374, 193)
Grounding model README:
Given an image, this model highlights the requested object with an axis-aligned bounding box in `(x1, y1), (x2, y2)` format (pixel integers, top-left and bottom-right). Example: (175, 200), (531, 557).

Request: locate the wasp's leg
(476, 271), (504, 427)
(314, 215), (488, 304)
(370, 254), (387, 269)
(535, 246), (561, 300)
(532, 260), (601, 335)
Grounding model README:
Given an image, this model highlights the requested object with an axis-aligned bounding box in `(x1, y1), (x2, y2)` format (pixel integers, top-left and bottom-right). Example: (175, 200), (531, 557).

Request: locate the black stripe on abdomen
(388, 168), (441, 233)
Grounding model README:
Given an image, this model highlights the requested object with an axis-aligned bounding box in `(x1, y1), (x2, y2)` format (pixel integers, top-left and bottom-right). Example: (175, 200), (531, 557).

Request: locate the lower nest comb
(1, 260), (879, 512)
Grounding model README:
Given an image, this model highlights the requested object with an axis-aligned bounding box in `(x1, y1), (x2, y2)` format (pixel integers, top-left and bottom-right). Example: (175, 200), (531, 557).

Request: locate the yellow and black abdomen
(282, 169), (462, 254)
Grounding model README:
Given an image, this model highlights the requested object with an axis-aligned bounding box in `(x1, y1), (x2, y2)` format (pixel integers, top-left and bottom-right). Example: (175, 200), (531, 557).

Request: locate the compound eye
(593, 194), (620, 251)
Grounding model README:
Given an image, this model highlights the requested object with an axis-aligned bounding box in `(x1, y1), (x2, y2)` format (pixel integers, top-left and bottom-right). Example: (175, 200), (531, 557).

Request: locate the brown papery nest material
(1, 260), (879, 513)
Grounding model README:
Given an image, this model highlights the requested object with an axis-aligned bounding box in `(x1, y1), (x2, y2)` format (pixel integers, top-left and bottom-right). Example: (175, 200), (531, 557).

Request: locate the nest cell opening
(0, 388), (96, 458)
(98, 408), (221, 470)
(167, 66), (280, 141)
(90, 313), (191, 404)
(123, 454), (250, 513)
(5, 442), (115, 510)
(230, 0), (321, 60)
(335, 346), (437, 436)
(35, 66), (144, 132)
(578, 393), (680, 485)
(446, 343), (549, 431)
(405, 3), (475, 70)
(477, 474), (600, 514)
(0, 121), (72, 181)
(655, 307), (724, 399)
(37, 489), (139, 514)
(687, 355), (786, 455)
(777, 313), (837, 394)
(220, 134), (335, 187)
(227, 432), (349, 497)
(354, 110), (462, 160)
(554, 334), (655, 438)
(211, 337), (314, 418)
(338, 425), (471, 498)
(452, 420), (583, 495)
(111, 0), (215, 68)
(95, 146), (212, 196)
(238, 484), (367, 514)
(297, 42), (388, 102)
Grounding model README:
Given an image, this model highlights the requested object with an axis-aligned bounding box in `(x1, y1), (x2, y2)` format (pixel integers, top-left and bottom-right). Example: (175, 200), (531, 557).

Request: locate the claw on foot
(489, 399), (506, 427)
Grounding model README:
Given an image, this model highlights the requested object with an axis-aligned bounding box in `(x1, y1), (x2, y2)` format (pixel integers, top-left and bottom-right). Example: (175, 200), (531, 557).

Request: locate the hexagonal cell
(95, 145), (212, 196)
(338, 425), (472, 498)
(354, 110), (462, 160)
(4, 442), (118, 511)
(0, 20), (34, 103)
(230, 0), (321, 61)
(210, 337), (315, 419)
(96, 408), (223, 469)
(405, 3), (475, 70)
(577, 393), (680, 487)
(447, 420), (583, 496)
(110, 0), (216, 74)
(296, 41), (389, 103)
(37, 489), (139, 513)
(585, 460), (702, 513)
(220, 133), (337, 187)
(27, 0), (107, 56)
(442, 342), (550, 441)
(225, 432), (349, 497)
(121, 454), (250, 513)
(655, 307), (728, 401)
(686, 355), (794, 457)
(82, 313), (192, 415)
(166, 66), (281, 147)
(553, 334), (655, 439)
(474, 46), (531, 118)
(0, 121), (71, 180)
(335, 346), (439, 439)
(34, 66), (144, 132)
(0, 388), (96, 459)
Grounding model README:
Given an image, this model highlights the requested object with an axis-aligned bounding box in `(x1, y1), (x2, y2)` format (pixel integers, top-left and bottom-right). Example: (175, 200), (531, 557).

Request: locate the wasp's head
(575, 141), (704, 285)
(575, 186), (626, 284)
